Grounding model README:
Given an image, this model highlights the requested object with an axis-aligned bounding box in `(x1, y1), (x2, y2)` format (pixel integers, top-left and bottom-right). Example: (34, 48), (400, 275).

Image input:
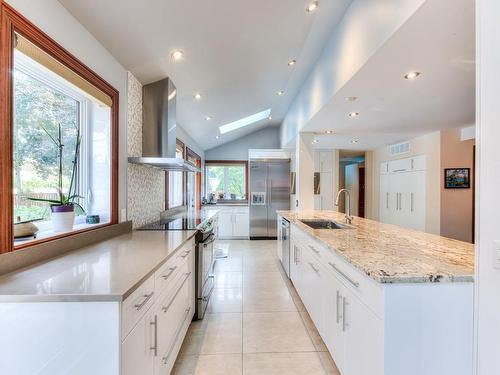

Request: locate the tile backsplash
(127, 72), (164, 228)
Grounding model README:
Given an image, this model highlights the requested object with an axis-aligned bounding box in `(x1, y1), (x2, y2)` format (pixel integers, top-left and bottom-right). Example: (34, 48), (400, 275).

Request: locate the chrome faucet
(335, 189), (353, 224)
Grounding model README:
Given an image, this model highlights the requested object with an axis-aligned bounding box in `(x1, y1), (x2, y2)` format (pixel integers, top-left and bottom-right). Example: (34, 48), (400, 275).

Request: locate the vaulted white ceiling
(59, 0), (352, 150)
(308, 0), (475, 150)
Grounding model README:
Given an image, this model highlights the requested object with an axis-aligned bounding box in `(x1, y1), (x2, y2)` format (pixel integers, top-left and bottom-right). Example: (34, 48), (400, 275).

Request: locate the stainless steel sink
(299, 220), (352, 230)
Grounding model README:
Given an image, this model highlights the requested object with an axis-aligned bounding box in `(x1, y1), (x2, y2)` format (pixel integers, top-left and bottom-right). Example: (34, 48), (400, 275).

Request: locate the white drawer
(292, 225), (384, 318)
(155, 239), (194, 298)
(121, 274), (155, 339)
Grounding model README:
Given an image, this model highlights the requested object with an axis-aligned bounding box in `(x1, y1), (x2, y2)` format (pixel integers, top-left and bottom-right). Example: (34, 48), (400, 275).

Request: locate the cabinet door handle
(150, 314), (158, 356)
(386, 192), (389, 209)
(411, 159), (414, 169)
(399, 193), (402, 211)
(134, 292), (154, 310)
(309, 245), (320, 255)
(161, 266), (177, 280)
(342, 297), (347, 332)
(336, 290), (342, 324)
(411, 193), (414, 212)
(328, 262), (359, 288)
(308, 262), (320, 273)
(395, 194), (399, 210)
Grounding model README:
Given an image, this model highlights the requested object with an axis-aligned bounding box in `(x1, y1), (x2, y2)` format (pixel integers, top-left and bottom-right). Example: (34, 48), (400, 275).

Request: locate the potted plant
(28, 123), (84, 232)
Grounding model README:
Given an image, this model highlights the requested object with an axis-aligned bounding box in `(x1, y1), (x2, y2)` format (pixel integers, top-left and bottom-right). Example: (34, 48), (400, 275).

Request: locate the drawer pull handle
(181, 249), (192, 258)
(134, 292), (154, 310)
(328, 262), (359, 288)
(309, 245), (320, 254)
(161, 266), (178, 280)
(150, 314), (158, 356)
(308, 262), (320, 273)
(161, 272), (192, 313)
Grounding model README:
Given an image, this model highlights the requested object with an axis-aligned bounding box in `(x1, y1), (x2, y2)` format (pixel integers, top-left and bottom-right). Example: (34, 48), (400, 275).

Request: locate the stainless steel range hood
(128, 77), (199, 172)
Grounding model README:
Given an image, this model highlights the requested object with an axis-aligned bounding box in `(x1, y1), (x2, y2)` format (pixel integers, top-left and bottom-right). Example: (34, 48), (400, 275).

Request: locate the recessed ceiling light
(171, 50), (184, 61)
(325, 130), (333, 134)
(219, 109), (271, 134)
(346, 96), (358, 101)
(306, 1), (319, 13)
(351, 139), (359, 144)
(194, 93), (202, 100)
(268, 115), (273, 120)
(205, 116), (212, 121)
(288, 59), (296, 66)
(277, 90), (285, 96)
(348, 112), (360, 117)
(404, 71), (421, 80)
(215, 135), (219, 139)
(312, 139), (319, 144)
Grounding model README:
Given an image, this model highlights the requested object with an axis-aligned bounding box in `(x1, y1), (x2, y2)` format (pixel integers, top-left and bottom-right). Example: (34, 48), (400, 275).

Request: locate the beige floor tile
(243, 312), (314, 353)
(208, 288), (243, 313)
(180, 313), (242, 355)
(243, 258), (278, 272)
(242, 271), (285, 289)
(172, 354), (242, 375)
(214, 258), (243, 272)
(243, 352), (327, 375)
(214, 272), (243, 289)
(243, 287), (297, 312)
(299, 311), (328, 352)
(317, 352), (341, 375)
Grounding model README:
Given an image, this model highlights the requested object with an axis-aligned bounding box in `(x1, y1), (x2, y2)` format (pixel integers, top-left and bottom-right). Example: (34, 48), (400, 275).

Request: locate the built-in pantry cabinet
(379, 155), (426, 231)
(286, 220), (473, 375)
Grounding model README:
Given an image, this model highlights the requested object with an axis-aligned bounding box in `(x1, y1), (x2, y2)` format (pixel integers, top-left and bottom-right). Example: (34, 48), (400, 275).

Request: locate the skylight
(219, 109), (271, 134)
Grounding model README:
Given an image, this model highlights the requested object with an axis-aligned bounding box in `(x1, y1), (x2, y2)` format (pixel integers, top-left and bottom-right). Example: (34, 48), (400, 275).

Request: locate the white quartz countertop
(0, 230), (197, 302)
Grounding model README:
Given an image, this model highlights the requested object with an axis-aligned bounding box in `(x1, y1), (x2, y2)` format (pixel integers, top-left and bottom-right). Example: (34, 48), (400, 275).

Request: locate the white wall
(280, 0), (425, 147)
(6, 0), (129, 219)
(205, 126), (280, 160)
(475, 0), (500, 373)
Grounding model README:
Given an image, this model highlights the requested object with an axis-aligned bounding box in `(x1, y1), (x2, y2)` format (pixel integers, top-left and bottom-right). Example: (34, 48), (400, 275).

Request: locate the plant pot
(51, 204), (75, 233)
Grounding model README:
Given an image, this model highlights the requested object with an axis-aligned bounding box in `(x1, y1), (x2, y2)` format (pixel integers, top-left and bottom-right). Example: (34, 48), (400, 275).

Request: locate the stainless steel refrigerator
(249, 159), (290, 239)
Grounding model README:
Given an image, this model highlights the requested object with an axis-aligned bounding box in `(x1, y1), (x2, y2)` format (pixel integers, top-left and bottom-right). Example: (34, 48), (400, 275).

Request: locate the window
(166, 139), (185, 208)
(205, 161), (248, 201)
(0, 3), (118, 253)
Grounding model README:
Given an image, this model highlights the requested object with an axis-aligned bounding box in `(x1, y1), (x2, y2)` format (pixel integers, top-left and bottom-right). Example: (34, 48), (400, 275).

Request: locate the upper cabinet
(386, 155), (426, 173)
(314, 151), (334, 173)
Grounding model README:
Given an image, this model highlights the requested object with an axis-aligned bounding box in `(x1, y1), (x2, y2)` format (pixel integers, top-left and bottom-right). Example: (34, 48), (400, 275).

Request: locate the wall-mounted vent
(389, 142), (410, 156)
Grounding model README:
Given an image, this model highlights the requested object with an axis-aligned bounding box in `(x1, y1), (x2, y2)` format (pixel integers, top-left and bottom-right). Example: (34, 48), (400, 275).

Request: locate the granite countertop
(0, 230), (197, 302)
(278, 210), (474, 284)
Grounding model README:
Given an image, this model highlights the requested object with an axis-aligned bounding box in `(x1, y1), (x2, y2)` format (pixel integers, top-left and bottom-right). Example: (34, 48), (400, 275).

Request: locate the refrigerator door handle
(268, 179), (272, 205)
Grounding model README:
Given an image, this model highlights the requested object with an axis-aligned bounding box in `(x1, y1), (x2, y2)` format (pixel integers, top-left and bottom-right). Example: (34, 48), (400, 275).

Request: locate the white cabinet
(233, 212), (250, 237)
(289, 225), (473, 375)
(216, 206), (249, 238)
(379, 155), (426, 231)
(122, 310), (155, 375)
(121, 239), (196, 375)
(218, 212), (233, 238)
(314, 150), (335, 210)
(314, 150), (333, 172)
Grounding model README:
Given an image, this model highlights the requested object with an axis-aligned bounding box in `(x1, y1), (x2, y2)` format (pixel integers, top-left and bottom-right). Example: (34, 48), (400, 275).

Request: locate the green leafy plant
(28, 123), (85, 214)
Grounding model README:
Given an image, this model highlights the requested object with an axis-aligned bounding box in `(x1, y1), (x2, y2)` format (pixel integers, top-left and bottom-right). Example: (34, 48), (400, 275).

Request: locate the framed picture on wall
(444, 168), (471, 189)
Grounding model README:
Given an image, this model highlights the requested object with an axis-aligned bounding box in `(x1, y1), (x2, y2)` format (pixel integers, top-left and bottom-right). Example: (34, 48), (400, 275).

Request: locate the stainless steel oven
(195, 220), (216, 320)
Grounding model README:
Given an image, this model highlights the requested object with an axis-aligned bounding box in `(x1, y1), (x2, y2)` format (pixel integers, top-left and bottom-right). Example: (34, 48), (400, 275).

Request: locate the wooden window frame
(205, 160), (249, 201)
(0, 2), (119, 253)
(186, 147), (202, 211)
(164, 138), (186, 209)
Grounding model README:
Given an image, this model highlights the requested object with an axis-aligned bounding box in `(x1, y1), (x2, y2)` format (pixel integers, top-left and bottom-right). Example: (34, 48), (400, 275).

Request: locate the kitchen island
(277, 210), (474, 375)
